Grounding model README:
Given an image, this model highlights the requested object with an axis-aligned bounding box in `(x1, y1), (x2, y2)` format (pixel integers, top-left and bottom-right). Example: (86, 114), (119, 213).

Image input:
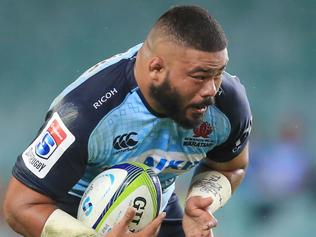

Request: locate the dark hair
(153, 5), (227, 52)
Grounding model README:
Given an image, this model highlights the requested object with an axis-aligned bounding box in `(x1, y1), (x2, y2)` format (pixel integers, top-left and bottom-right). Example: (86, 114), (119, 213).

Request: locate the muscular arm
(3, 177), (165, 237)
(194, 143), (249, 194)
(3, 177), (57, 237)
(182, 144), (249, 236)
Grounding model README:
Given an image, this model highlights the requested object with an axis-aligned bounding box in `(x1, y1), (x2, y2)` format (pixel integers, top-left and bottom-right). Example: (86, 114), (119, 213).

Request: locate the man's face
(149, 73), (215, 128)
(149, 45), (228, 129)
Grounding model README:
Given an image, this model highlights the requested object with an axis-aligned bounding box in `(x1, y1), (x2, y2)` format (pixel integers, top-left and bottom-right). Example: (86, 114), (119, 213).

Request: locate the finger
(141, 212), (166, 236)
(203, 228), (214, 237)
(118, 207), (136, 227)
(195, 196), (213, 209)
(185, 196), (213, 215)
(198, 225), (215, 237)
(202, 219), (218, 230)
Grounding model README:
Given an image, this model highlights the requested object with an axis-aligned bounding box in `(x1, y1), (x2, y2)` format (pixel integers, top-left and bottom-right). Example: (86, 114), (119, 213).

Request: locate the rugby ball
(77, 162), (162, 235)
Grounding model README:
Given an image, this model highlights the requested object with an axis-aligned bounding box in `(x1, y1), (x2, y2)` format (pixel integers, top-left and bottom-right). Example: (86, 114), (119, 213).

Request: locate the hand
(182, 196), (218, 237)
(106, 207), (166, 237)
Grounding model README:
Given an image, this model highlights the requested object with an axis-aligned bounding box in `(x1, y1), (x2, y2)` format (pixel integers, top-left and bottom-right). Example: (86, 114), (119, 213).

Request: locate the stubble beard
(149, 74), (215, 129)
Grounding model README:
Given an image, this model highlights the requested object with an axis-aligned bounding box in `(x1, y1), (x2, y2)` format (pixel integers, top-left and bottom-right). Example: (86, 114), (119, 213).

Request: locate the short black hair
(153, 5), (227, 52)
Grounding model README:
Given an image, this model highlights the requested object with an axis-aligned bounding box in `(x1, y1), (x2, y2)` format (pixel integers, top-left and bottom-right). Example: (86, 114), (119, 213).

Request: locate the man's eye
(192, 75), (207, 80)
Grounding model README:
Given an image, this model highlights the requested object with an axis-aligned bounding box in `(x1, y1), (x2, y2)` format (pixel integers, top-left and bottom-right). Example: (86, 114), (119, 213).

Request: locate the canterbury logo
(113, 132), (138, 150)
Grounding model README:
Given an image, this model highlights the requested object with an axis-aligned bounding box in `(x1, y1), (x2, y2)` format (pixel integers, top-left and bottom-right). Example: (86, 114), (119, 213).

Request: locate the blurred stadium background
(1, 0), (315, 236)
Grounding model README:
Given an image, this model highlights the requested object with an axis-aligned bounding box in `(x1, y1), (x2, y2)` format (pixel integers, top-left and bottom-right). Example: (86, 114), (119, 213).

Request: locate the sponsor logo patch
(232, 118), (252, 153)
(93, 88), (118, 109)
(113, 132), (138, 153)
(183, 122), (214, 147)
(22, 112), (75, 178)
(193, 122), (212, 138)
(35, 119), (67, 159)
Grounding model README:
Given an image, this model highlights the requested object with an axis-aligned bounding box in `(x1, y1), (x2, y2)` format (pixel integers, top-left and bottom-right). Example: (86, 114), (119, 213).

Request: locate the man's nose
(200, 79), (217, 98)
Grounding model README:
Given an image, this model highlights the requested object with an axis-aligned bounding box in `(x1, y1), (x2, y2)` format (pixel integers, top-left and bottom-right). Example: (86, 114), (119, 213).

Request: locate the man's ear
(148, 57), (165, 82)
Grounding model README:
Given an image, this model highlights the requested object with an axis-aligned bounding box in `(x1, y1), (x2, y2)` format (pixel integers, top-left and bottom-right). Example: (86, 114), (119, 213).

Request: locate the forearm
(41, 209), (102, 237)
(194, 144), (249, 193)
(187, 144), (249, 213)
(193, 161), (247, 194)
(5, 203), (101, 237)
(3, 177), (100, 237)
(4, 201), (56, 237)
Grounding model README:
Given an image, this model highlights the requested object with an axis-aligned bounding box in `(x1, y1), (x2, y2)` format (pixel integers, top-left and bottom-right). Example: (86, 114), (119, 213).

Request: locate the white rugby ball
(77, 162), (162, 235)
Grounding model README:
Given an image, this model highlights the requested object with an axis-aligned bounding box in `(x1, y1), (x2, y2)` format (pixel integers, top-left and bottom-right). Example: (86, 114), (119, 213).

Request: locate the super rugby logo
(82, 196), (93, 216)
(35, 119), (67, 159)
(22, 112), (75, 178)
(113, 132), (138, 152)
(81, 173), (115, 216)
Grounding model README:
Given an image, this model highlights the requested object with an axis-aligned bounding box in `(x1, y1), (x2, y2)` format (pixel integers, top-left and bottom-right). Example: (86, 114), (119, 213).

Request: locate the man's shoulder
(218, 72), (248, 101)
(215, 71), (251, 119)
(46, 44), (142, 140)
(206, 72), (252, 162)
(50, 43), (142, 110)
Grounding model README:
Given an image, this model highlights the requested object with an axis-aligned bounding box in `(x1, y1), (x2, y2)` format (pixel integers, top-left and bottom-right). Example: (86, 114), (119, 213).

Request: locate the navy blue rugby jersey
(13, 43), (252, 211)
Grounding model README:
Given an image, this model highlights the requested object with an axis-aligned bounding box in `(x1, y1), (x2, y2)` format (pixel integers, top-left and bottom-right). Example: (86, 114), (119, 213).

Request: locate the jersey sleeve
(12, 102), (89, 199)
(12, 46), (141, 200)
(206, 73), (252, 162)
